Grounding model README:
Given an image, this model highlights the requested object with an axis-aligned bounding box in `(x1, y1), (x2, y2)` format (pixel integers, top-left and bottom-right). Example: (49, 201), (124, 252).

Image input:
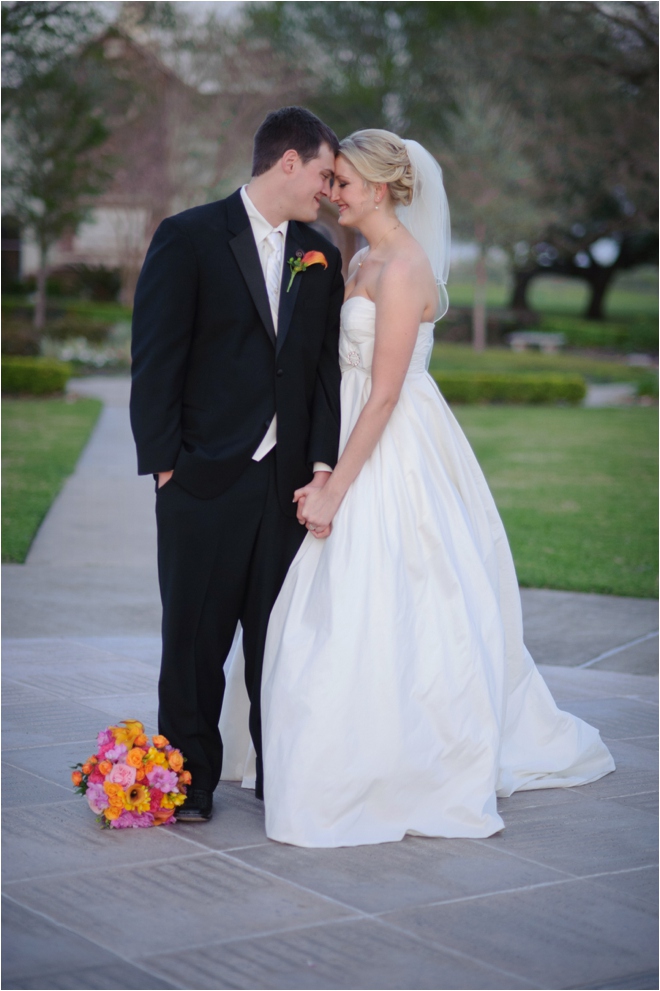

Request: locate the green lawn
(455, 407), (658, 598)
(2, 397), (656, 599)
(2, 396), (102, 562)
(446, 276), (658, 318)
(430, 343), (650, 383)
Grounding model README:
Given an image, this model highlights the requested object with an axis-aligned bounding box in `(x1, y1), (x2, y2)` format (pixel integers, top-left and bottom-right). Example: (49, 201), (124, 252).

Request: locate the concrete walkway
(2, 377), (657, 990)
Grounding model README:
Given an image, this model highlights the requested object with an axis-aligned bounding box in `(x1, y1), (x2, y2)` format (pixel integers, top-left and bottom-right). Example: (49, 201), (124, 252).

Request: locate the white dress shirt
(241, 185), (331, 473)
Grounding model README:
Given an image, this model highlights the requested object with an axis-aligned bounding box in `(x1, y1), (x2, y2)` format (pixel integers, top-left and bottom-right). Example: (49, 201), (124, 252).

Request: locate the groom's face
(286, 142), (336, 222)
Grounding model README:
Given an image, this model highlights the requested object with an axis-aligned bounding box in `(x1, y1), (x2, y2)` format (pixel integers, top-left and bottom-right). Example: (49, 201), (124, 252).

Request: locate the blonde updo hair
(338, 129), (414, 207)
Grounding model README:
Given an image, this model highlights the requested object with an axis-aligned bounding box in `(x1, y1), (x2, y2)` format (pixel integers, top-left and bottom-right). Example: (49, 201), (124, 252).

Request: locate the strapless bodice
(339, 296), (434, 376)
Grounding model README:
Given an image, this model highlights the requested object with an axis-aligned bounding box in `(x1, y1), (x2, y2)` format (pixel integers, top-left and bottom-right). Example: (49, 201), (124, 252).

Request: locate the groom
(130, 107), (343, 820)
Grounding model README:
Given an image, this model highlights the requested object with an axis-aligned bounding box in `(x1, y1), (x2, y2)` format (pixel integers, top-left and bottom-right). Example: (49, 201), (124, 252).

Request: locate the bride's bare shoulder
(384, 238), (433, 284)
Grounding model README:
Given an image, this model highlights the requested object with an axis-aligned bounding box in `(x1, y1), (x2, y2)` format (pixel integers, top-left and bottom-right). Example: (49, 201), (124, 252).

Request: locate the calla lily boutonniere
(286, 250), (328, 292)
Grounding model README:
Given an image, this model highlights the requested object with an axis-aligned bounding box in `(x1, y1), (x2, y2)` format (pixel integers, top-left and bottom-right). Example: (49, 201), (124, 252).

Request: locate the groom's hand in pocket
(157, 470), (174, 489)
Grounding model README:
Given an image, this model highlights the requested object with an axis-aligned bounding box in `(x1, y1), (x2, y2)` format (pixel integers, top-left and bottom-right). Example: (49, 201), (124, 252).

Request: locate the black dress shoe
(176, 788), (213, 822)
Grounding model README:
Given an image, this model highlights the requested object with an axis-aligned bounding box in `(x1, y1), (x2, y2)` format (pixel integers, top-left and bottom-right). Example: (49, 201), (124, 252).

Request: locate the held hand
(158, 470), (174, 489)
(293, 471), (332, 525)
(296, 485), (341, 537)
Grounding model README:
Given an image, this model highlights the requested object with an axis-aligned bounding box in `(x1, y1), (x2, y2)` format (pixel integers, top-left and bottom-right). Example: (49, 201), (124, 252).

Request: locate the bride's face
(331, 155), (375, 226)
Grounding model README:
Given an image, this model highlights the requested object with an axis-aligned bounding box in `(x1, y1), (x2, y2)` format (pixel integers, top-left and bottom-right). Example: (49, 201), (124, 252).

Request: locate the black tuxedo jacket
(130, 189), (343, 514)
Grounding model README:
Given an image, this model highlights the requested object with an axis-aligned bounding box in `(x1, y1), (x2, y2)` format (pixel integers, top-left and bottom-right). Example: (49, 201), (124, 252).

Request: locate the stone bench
(507, 331), (566, 353)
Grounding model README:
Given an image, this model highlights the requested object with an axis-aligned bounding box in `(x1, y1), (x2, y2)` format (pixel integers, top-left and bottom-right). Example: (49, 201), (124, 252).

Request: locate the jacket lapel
(227, 191), (276, 348)
(276, 222), (306, 357)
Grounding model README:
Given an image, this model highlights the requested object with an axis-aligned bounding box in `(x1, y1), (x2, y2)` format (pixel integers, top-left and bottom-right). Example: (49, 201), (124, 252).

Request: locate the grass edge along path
(2, 398), (656, 598)
(2, 396), (102, 563)
(456, 406), (658, 599)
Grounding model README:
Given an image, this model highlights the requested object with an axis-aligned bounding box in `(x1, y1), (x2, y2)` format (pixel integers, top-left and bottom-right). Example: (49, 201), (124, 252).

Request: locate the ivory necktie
(265, 230), (283, 325)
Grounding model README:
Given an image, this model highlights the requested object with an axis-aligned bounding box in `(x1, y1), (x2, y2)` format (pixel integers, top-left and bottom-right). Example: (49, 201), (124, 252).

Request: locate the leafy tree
(490, 1), (658, 317)
(2, 2), (111, 329)
(242, 1), (501, 139)
(243, 1), (657, 322)
(440, 83), (550, 347)
(2, 1), (98, 89)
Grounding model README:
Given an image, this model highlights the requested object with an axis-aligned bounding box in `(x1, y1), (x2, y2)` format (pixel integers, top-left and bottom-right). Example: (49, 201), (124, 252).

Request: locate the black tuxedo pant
(155, 450), (306, 797)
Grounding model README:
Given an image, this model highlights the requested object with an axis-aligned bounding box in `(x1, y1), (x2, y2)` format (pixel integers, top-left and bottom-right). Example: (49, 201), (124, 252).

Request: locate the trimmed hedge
(637, 373), (659, 399)
(2, 356), (73, 395)
(540, 314), (658, 353)
(432, 371), (586, 405)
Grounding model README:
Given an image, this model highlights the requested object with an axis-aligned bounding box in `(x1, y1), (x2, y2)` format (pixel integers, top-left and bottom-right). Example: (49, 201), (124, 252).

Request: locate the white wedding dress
(247, 295), (614, 848)
(220, 296), (615, 844)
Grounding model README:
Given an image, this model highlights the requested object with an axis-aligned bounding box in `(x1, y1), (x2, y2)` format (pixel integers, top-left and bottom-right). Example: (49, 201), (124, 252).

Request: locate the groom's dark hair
(252, 106), (339, 177)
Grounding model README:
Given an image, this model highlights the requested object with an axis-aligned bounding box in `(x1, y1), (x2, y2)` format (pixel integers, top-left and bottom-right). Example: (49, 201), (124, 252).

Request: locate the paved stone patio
(2, 378), (657, 990)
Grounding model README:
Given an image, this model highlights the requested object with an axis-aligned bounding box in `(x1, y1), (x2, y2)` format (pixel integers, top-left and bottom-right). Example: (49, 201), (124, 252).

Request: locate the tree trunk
(510, 269), (535, 311)
(34, 242), (47, 332)
(584, 266), (617, 320)
(472, 223), (487, 351)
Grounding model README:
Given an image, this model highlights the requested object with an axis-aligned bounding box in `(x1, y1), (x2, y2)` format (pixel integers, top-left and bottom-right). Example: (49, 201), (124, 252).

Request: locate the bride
(228, 129), (615, 848)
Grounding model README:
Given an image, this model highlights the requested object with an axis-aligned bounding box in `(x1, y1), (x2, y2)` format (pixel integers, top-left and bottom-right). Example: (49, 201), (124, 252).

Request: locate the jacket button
(276, 369), (284, 377)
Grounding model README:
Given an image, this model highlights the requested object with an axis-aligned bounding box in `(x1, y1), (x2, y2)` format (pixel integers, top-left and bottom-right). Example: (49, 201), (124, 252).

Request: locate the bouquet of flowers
(71, 720), (190, 828)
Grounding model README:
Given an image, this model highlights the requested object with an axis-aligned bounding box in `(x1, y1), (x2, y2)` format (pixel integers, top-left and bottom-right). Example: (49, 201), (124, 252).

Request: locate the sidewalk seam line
(1, 892), (187, 991)
(2, 849), (213, 886)
(372, 863), (659, 913)
(577, 630), (659, 669)
(371, 914), (546, 989)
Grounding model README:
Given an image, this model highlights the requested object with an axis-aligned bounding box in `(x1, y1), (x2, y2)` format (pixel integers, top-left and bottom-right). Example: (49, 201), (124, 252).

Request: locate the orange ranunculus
(103, 781), (126, 809)
(144, 761), (155, 775)
(81, 763), (92, 775)
(302, 250), (328, 269)
(168, 750), (183, 772)
(135, 766), (146, 781)
(178, 770), (192, 786)
(97, 760), (112, 776)
(152, 734), (169, 749)
(104, 806), (122, 821)
(126, 747), (146, 768)
(87, 755), (98, 765)
(134, 733), (148, 747)
(71, 770), (83, 786)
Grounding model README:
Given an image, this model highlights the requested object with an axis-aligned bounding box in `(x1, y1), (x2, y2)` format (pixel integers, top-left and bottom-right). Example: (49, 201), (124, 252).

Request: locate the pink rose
(107, 763), (136, 788)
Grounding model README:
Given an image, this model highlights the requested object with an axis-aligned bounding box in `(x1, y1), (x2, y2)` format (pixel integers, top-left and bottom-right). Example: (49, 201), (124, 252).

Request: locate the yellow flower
(124, 783), (151, 813)
(109, 720), (145, 747)
(161, 791), (186, 809)
(145, 746), (168, 768)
